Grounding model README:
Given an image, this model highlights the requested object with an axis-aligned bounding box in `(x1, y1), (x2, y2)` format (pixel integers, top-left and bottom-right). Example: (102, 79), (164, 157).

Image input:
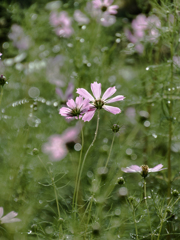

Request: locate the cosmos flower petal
(102, 105), (121, 114)
(82, 109), (96, 122)
(121, 165), (142, 173)
(75, 96), (84, 109)
(0, 207), (4, 218)
(149, 164), (166, 172)
(1, 211), (21, 224)
(102, 86), (116, 100)
(59, 107), (72, 117)
(56, 88), (64, 100)
(76, 88), (94, 101)
(65, 82), (74, 99)
(105, 95), (125, 103)
(67, 99), (76, 109)
(91, 82), (101, 99)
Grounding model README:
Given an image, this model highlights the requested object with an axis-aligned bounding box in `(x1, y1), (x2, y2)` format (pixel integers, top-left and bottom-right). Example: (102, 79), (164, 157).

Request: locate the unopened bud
(172, 189), (179, 197)
(0, 75), (6, 86)
(92, 222), (100, 235)
(118, 177), (125, 185)
(32, 148), (39, 155)
(112, 124), (120, 133)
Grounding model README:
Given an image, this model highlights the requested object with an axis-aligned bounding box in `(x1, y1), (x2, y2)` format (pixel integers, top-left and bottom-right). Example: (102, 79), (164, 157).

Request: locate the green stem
(167, 41), (174, 199)
(105, 133), (115, 168)
(132, 205), (139, 240)
(75, 110), (100, 215)
(38, 156), (62, 238)
(144, 179), (153, 239)
(0, 86), (3, 105)
(72, 125), (84, 211)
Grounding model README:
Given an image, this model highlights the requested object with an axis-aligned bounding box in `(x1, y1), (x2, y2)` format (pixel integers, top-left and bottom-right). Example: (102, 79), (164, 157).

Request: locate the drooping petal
(108, 5), (119, 14)
(149, 164), (166, 172)
(0, 207), (4, 218)
(62, 124), (81, 142)
(121, 165), (142, 173)
(102, 86), (116, 100)
(105, 95), (125, 103)
(102, 105), (121, 114)
(67, 99), (76, 109)
(1, 217), (21, 223)
(77, 88), (94, 101)
(82, 109), (96, 122)
(91, 82), (101, 99)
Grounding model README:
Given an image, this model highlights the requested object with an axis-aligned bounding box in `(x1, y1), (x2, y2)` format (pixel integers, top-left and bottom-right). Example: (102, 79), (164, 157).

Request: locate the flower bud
(172, 189), (179, 197)
(112, 124), (120, 133)
(92, 222), (100, 236)
(32, 148), (39, 155)
(0, 75), (6, 86)
(118, 177), (125, 185)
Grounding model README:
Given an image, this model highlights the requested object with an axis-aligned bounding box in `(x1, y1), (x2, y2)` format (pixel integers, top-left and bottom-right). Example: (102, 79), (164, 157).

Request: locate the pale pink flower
(56, 83), (74, 103)
(0, 207), (21, 224)
(74, 10), (90, 25)
(42, 124), (81, 161)
(92, 0), (118, 15)
(77, 82), (125, 122)
(125, 14), (161, 54)
(50, 11), (74, 38)
(0, 53), (2, 59)
(59, 96), (90, 120)
(121, 164), (166, 178)
(8, 24), (30, 50)
(99, 12), (116, 27)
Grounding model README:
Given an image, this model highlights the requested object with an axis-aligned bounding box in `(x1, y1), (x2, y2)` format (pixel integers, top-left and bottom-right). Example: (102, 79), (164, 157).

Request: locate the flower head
(121, 164), (166, 178)
(92, 0), (118, 15)
(59, 96), (90, 120)
(0, 207), (21, 224)
(42, 124), (81, 161)
(8, 24), (30, 50)
(125, 14), (161, 54)
(50, 11), (74, 38)
(77, 82), (125, 122)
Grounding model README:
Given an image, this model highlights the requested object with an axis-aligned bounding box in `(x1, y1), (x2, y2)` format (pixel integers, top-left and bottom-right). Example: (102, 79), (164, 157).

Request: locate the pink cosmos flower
(0, 207), (21, 224)
(92, 0), (118, 15)
(77, 82), (125, 122)
(56, 83), (74, 104)
(42, 124), (81, 161)
(8, 24), (30, 50)
(59, 96), (90, 120)
(50, 11), (74, 38)
(121, 164), (166, 178)
(74, 10), (90, 25)
(125, 14), (161, 54)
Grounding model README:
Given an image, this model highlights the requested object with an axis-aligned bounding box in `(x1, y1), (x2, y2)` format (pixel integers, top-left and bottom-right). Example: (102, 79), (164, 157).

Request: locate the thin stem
(38, 156), (62, 238)
(72, 125), (84, 211)
(105, 133), (115, 168)
(75, 110), (100, 215)
(144, 179), (153, 239)
(132, 205), (139, 240)
(0, 86), (3, 105)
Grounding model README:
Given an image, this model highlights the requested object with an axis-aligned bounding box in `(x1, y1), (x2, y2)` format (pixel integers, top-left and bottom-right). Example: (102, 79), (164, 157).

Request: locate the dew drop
(74, 143), (82, 151)
(126, 148), (132, 155)
(116, 38), (121, 43)
(152, 133), (157, 138)
(28, 230), (32, 234)
(144, 120), (150, 127)
(146, 67), (149, 70)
